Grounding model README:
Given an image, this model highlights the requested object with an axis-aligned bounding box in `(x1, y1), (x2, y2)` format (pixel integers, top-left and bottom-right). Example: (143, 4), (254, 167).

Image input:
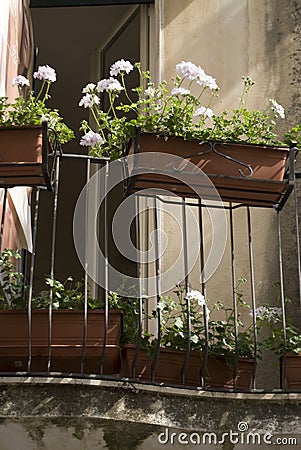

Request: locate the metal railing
(0, 151), (300, 392)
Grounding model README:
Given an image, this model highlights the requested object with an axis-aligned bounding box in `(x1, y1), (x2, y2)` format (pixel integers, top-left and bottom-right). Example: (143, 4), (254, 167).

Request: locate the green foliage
(261, 306), (301, 355)
(79, 61), (298, 161)
(145, 280), (259, 366)
(0, 76), (74, 145)
(1, 248), (300, 359)
(283, 124), (301, 147)
(210, 108), (280, 145)
(0, 248), (24, 308)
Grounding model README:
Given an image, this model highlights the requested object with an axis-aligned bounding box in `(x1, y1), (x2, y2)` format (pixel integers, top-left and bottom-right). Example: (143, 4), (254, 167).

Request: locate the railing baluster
(181, 198), (191, 385)
(47, 154), (60, 373)
(199, 200), (208, 388)
(293, 174), (301, 306)
(0, 188), (8, 252)
(229, 204), (238, 389)
(151, 196), (161, 382)
(131, 194), (143, 378)
(277, 211), (287, 389)
(80, 158), (91, 375)
(247, 207), (258, 390)
(27, 188), (40, 372)
(100, 160), (109, 375)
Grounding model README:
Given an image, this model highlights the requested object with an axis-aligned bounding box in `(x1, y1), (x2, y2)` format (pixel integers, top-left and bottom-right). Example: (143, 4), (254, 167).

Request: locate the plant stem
(34, 80), (46, 102)
(109, 92), (118, 119)
(42, 81), (51, 103)
(120, 73), (133, 104)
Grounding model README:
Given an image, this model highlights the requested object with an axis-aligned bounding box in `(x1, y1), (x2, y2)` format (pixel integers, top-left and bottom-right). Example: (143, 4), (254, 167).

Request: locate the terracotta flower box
(121, 344), (253, 390)
(281, 353), (301, 389)
(0, 309), (123, 374)
(0, 124), (53, 190)
(125, 132), (294, 209)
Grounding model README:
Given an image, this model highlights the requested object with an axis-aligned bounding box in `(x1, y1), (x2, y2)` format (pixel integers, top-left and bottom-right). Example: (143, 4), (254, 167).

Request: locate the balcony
(0, 149), (301, 447)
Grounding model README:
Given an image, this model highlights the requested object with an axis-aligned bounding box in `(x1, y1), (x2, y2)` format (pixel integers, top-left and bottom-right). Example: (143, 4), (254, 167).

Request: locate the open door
(30, 3), (150, 292)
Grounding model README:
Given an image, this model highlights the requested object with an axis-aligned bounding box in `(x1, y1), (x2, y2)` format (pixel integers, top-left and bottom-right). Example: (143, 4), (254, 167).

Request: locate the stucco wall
(154, 0), (301, 313)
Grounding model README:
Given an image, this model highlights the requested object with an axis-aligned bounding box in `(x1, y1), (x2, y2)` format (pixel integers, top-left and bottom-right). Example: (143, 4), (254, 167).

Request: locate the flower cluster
(251, 305), (282, 321)
(185, 289), (206, 306)
(33, 65), (57, 83)
(12, 75), (30, 87)
(78, 58), (295, 160)
(132, 277), (301, 367)
(141, 280), (268, 363)
(0, 65), (74, 145)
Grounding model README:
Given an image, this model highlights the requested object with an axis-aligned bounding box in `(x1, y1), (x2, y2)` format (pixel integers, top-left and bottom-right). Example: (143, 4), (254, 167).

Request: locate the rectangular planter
(125, 132), (294, 209)
(0, 309), (123, 374)
(0, 124), (53, 190)
(121, 344), (253, 390)
(281, 353), (301, 389)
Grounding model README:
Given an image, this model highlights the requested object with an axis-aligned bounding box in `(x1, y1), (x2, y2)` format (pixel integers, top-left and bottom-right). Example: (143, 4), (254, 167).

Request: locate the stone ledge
(0, 375), (300, 400)
(0, 376), (300, 435)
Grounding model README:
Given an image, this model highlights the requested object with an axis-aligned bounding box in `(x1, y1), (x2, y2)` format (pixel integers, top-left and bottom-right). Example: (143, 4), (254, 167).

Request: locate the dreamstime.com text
(157, 423), (298, 446)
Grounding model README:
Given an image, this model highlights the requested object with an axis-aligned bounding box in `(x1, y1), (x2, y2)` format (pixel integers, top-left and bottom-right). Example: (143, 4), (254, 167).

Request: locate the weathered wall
(156, 0), (301, 320)
(0, 377), (300, 450)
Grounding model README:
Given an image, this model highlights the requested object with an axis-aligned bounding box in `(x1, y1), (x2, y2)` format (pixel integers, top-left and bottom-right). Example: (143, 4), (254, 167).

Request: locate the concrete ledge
(0, 376), (300, 435)
(0, 375), (301, 401)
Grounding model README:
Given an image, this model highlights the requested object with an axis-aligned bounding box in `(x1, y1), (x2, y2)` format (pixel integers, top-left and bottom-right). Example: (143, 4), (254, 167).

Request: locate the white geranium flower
(106, 79), (124, 92)
(12, 75), (30, 87)
(197, 74), (218, 90)
(144, 86), (155, 97)
(185, 290), (206, 306)
(194, 106), (214, 118)
(82, 83), (96, 94)
(79, 93), (100, 108)
(110, 59), (134, 76)
(97, 78), (115, 93)
(171, 87), (191, 96)
(41, 113), (57, 128)
(157, 301), (165, 311)
(267, 307), (282, 321)
(190, 335), (199, 344)
(174, 317), (183, 329)
(33, 65), (57, 82)
(176, 61), (204, 80)
(97, 77), (123, 93)
(80, 131), (104, 147)
(270, 99), (285, 119)
(250, 306), (268, 319)
(251, 305), (282, 322)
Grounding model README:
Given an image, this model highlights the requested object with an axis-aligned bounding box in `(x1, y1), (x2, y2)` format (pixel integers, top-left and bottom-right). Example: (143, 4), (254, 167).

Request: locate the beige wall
(150, 0), (300, 318)
(160, 0), (296, 119)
